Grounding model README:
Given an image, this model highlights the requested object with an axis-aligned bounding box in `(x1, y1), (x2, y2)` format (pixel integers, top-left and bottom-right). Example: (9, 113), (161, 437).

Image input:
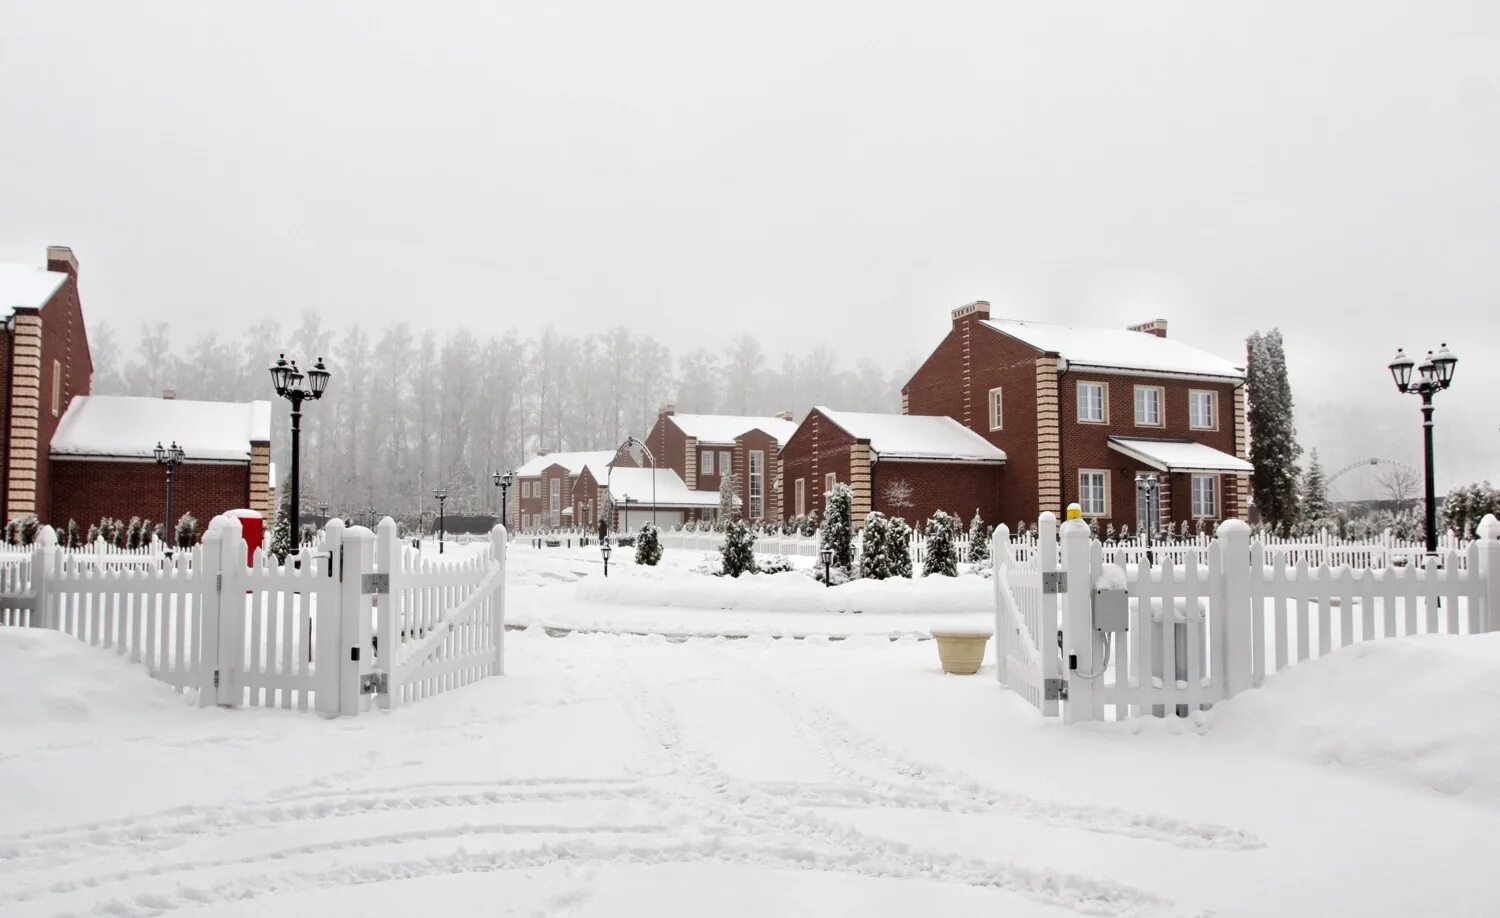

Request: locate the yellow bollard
(1066, 502), (1083, 522)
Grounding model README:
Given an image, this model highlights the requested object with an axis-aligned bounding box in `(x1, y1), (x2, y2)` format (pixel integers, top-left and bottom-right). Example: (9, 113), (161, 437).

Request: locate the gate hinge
(361, 673), (387, 695)
(216, 573), (224, 593)
(1045, 677), (1068, 701)
(1042, 571), (1067, 594)
(212, 669), (221, 689)
(362, 572), (390, 594)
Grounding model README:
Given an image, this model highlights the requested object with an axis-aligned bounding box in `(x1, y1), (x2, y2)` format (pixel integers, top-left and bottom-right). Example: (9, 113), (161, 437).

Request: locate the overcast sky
(2, 1), (1496, 497)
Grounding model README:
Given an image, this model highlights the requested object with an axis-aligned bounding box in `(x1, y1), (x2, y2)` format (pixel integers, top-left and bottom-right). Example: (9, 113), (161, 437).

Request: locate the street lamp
(492, 470), (514, 531)
(433, 488), (449, 554)
(269, 354), (331, 552)
(601, 540), (612, 577)
(153, 440), (185, 557)
(1388, 343), (1458, 554)
(1135, 473), (1160, 565)
(819, 546), (834, 588)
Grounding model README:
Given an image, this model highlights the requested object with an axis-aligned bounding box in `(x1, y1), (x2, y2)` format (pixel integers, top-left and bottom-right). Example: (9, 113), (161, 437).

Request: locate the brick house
(574, 463), (721, 532)
(1, 246), (93, 523)
(48, 394), (274, 531)
(512, 450), (620, 531)
(778, 407), (1007, 528)
(642, 407), (797, 525)
(902, 301), (1252, 531)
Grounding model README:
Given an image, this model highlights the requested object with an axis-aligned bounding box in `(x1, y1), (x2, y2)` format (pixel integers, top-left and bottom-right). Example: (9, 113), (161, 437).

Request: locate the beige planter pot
(931, 632), (990, 675)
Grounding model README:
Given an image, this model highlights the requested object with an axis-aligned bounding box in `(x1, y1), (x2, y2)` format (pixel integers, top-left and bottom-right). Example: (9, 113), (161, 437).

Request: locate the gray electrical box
(1092, 588), (1130, 633)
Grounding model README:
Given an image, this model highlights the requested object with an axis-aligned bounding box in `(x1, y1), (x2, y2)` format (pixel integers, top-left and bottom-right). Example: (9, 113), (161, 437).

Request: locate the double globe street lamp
(269, 355), (331, 551)
(1387, 344), (1458, 554)
(492, 470), (514, 532)
(433, 488), (449, 554)
(154, 440), (185, 557)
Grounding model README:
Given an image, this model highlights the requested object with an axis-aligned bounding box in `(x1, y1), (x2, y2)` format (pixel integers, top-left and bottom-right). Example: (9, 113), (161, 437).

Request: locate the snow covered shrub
(1444, 481), (1500, 539)
(859, 512), (898, 580)
(65, 519), (80, 549)
(720, 519), (758, 577)
(126, 517), (144, 550)
(3, 519), (18, 546)
(635, 523), (662, 566)
(967, 511), (990, 563)
(799, 510), (819, 537)
(270, 476), (294, 562)
(758, 554), (795, 575)
(922, 510), (960, 577)
(615, 534), (637, 548)
(693, 553), (724, 576)
(175, 513), (200, 549)
(1105, 522), (1117, 542)
(820, 484), (855, 575)
(86, 523), (100, 545)
(888, 517), (914, 578)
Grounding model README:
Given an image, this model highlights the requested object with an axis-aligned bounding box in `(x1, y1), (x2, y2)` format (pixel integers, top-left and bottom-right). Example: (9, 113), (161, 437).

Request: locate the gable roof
(815, 408), (1007, 464)
(670, 414), (798, 446)
(0, 262), (68, 314)
(51, 396), (272, 462)
(513, 450), (618, 478)
(982, 318), (1244, 381)
(602, 466), (721, 508)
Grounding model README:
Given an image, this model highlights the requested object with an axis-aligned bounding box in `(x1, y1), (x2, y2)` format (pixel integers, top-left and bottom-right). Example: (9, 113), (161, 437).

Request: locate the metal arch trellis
(605, 436), (656, 531)
(1326, 457), (1422, 489)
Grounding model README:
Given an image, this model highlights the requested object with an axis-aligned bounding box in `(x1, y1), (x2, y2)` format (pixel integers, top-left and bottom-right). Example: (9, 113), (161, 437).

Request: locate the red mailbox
(226, 508), (264, 566)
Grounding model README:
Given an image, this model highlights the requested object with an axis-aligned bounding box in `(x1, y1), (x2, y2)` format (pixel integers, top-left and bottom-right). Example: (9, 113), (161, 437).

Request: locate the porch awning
(1107, 437), (1254, 474)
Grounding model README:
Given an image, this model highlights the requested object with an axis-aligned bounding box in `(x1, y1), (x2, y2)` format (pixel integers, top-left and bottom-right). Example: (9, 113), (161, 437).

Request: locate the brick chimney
(659, 403), (676, 417)
(775, 410), (792, 421)
(950, 300), (990, 325)
(46, 245), (79, 278)
(162, 388), (176, 400)
(1127, 318), (1168, 339)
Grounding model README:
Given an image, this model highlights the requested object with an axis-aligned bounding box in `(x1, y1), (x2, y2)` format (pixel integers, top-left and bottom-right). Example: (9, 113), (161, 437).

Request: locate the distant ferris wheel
(1325, 457), (1421, 491)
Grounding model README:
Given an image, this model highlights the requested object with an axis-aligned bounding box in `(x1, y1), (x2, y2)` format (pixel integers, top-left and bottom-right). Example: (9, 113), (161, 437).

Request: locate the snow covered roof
(51, 396), (272, 462)
(514, 450), (618, 478)
(0, 262), (68, 313)
(603, 466), (721, 508)
(1108, 437), (1254, 474)
(670, 414), (798, 446)
(816, 408), (1007, 464)
(982, 319), (1244, 381)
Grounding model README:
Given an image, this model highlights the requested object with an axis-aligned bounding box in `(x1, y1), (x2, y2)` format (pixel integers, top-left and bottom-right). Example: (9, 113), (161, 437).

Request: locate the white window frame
(550, 479), (560, 513)
(51, 360), (61, 416)
(824, 472), (836, 495)
(1078, 469), (1109, 518)
(700, 450), (714, 476)
(720, 451), (732, 476)
(1134, 385), (1164, 427)
(1189, 389), (1218, 431)
(988, 387), (1003, 431)
(1077, 381), (1107, 424)
(1191, 474), (1220, 519)
(795, 478), (806, 517)
(748, 450), (764, 519)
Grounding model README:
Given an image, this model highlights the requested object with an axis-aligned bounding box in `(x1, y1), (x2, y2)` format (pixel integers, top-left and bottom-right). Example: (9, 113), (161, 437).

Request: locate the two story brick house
(642, 408), (797, 525)
(902, 301), (1252, 531)
(511, 450), (620, 531)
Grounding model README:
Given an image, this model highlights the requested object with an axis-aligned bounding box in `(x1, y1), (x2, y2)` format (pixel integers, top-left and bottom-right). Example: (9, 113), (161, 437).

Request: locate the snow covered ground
(2, 543), (1498, 916)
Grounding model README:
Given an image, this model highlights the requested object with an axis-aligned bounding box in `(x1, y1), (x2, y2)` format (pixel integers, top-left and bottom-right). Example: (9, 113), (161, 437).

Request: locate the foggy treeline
(90, 318), (912, 516)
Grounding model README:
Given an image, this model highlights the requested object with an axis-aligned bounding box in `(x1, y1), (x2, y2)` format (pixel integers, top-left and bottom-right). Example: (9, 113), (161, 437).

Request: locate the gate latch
(1045, 677), (1069, 701)
(1042, 571), (1067, 594)
(361, 573), (390, 594)
(361, 673), (387, 695)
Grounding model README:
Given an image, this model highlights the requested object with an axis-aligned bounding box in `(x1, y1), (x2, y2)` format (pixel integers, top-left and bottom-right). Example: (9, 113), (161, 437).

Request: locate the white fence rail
(993, 514), (1500, 724)
(0, 517), (507, 717)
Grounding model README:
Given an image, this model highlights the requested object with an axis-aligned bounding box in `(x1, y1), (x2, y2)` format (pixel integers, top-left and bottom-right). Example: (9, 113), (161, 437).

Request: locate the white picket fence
(0, 516), (507, 716)
(994, 513), (1500, 723)
(658, 529), (985, 564)
(1007, 528), (1466, 571)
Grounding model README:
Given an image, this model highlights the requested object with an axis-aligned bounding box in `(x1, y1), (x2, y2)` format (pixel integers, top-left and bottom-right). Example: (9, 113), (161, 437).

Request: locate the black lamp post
(153, 440), (185, 557)
(820, 546), (834, 588)
(493, 470), (514, 530)
(601, 540), (612, 577)
(432, 488), (449, 554)
(1388, 344), (1459, 554)
(269, 354), (331, 551)
(1135, 473), (1160, 566)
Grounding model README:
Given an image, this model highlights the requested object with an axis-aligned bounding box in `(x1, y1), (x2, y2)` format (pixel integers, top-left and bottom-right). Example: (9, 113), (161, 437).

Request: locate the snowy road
(4, 621), (1498, 917)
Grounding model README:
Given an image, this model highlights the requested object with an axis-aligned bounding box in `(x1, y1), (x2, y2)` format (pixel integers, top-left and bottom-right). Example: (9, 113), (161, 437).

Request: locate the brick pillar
(249, 441), (272, 516)
(1035, 356), (1062, 518)
(1232, 386), (1251, 520)
(684, 438), (698, 491)
(6, 311), (43, 521)
(849, 443), (872, 528)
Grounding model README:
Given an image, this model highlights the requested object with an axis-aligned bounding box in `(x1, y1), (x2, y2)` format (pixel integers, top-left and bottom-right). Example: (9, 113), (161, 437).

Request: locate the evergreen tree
(966, 511), (990, 563)
(86, 522), (101, 545)
(1442, 481), (1500, 539)
(720, 518), (757, 577)
(859, 512), (894, 579)
(922, 510), (960, 577)
(126, 516), (144, 550)
(888, 517), (914, 578)
(65, 518), (79, 549)
(1299, 449), (1331, 529)
(270, 474), (294, 562)
(175, 513), (200, 549)
(1246, 329), (1302, 530)
(718, 473), (738, 527)
(819, 483), (855, 574)
(635, 522), (663, 565)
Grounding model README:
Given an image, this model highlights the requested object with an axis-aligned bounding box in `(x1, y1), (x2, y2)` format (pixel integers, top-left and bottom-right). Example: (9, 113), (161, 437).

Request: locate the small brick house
(642, 407), (797, 525)
(902, 301), (1252, 531)
(778, 407), (1007, 528)
(512, 450), (620, 531)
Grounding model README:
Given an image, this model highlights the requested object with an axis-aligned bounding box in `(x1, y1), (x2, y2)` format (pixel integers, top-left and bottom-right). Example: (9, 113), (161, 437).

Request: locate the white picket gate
(993, 514), (1500, 724)
(1, 516), (508, 717)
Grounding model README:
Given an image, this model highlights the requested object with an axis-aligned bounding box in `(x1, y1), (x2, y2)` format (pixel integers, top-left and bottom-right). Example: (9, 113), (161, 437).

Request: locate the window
(700, 450), (714, 476)
(825, 472), (837, 494)
(795, 479), (806, 517)
(550, 479), (560, 513)
(1134, 385), (1164, 427)
(521, 514), (529, 530)
(1189, 390), (1218, 430)
(748, 450), (764, 519)
(51, 361), (61, 416)
(1191, 474), (1219, 519)
(1077, 381), (1106, 423)
(720, 451), (732, 476)
(1079, 470), (1109, 517)
(988, 387), (1003, 431)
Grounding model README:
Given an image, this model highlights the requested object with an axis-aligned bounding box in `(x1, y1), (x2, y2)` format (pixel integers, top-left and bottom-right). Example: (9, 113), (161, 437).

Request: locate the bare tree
(883, 479), (915, 509)
(1376, 464), (1420, 511)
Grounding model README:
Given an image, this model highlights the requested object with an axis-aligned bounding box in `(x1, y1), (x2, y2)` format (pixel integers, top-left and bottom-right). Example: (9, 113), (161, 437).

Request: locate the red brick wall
(733, 429), (781, 523)
(778, 409), (857, 522)
(35, 269), (93, 523)
(645, 413), (689, 483)
(48, 459), (250, 533)
(0, 325), (10, 514)
(871, 460), (1004, 530)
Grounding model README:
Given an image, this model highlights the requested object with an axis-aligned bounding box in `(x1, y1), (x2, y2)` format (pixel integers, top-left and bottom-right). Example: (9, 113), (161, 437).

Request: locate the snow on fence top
(513, 450), (618, 478)
(1108, 436), (1254, 474)
(817, 407), (1007, 463)
(669, 413), (798, 446)
(51, 396), (272, 461)
(0, 262), (68, 313)
(983, 317), (1244, 380)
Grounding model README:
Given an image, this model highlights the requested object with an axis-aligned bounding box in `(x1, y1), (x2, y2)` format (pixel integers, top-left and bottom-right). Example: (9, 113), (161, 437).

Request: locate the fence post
(196, 519), (224, 708)
(29, 525), (57, 629)
(992, 524), (1010, 685)
(1217, 519), (1254, 698)
(491, 524), (508, 675)
(337, 524), (374, 717)
(314, 519), (347, 716)
(1060, 518), (1097, 724)
(216, 515), (245, 706)
(375, 517), (402, 710)
(1478, 514), (1500, 633)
